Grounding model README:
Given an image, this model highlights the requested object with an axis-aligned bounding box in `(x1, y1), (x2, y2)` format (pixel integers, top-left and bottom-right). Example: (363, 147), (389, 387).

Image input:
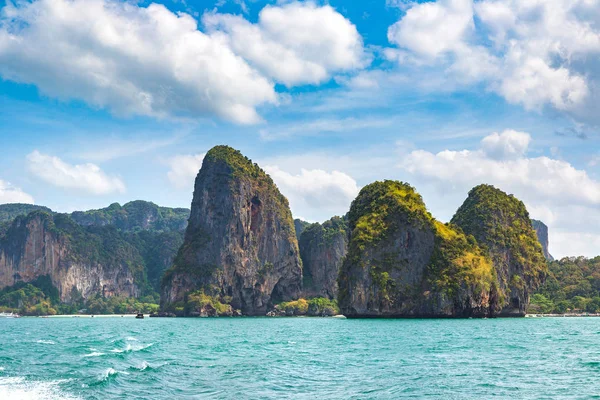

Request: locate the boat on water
(136, 313), (144, 319)
(0, 312), (20, 318)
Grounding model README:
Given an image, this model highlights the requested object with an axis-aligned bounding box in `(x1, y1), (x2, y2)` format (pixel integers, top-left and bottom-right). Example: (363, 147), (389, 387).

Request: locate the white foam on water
(135, 361), (150, 371)
(110, 342), (154, 353)
(0, 367), (5, 371)
(0, 376), (79, 400)
(83, 352), (105, 358)
(126, 337), (138, 341)
(36, 340), (56, 345)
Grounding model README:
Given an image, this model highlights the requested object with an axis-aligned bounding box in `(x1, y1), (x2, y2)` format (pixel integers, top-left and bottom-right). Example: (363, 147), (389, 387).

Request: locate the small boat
(0, 312), (19, 318)
(135, 313), (144, 319)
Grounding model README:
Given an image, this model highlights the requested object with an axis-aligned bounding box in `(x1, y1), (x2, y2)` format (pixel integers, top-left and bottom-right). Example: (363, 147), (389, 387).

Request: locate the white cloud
(480, 129), (531, 160)
(167, 153), (205, 190)
(264, 166), (360, 221)
(399, 130), (600, 257)
(204, 1), (368, 86)
(387, 0), (600, 119)
(0, 181), (34, 204)
(387, 0), (474, 59)
(0, 0), (276, 124)
(27, 151), (125, 195)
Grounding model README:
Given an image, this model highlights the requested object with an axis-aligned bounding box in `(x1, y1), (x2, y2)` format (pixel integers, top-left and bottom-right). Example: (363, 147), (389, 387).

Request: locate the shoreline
(13, 313), (600, 319)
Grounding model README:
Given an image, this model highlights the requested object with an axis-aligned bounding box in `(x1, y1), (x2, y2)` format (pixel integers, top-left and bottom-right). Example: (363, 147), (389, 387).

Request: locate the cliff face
(338, 181), (495, 318)
(0, 212), (142, 302)
(299, 216), (348, 299)
(451, 185), (547, 316)
(294, 219), (310, 241)
(532, 220), (553, 261)
(161, 146), (302, 316)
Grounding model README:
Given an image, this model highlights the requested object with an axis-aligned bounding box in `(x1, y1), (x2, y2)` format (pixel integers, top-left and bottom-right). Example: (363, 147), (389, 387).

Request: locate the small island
(0, 145), (591, 319)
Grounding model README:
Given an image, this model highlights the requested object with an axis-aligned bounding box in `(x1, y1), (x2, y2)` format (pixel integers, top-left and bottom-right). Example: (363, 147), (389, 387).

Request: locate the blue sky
(1, 0), (600, 257)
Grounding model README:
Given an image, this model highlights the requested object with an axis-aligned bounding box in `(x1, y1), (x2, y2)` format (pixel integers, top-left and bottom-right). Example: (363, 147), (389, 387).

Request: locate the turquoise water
(1, 317), (600, 399)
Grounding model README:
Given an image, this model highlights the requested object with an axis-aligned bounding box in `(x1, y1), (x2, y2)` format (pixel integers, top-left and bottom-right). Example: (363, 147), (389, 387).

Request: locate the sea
(1, 316), (599, 399)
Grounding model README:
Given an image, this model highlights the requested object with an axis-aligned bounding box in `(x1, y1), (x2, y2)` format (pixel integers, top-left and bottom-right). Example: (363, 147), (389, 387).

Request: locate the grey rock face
(0, 213), (140, 302)
(532, 220), (553, 261)
(161, 146), (302, 315)
(298, 216), (348, 299)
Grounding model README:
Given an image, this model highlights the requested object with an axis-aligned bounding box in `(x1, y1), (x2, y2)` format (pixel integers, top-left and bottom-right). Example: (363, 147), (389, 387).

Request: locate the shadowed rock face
(299, 216), (348, 299)
(452, 185), (547, 317)
(532, 220), (553, 261)
(0, 212), (141, 301)
(161, 146), (302, 316)
(338, 180), (495, 318)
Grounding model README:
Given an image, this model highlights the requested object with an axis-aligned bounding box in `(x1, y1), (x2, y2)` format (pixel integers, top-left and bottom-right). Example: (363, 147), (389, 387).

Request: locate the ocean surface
(1, 317), (600, 399)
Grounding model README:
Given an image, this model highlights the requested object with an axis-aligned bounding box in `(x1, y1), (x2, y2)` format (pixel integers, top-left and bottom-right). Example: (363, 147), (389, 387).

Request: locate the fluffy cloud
(0, 0), (369, 124)
(167, 153), (205, 190)
(0, 0), (276, 124)
(388, 0), (600, 119)
(27, 151), (125, 195)
(480, 129), (530, 160)
(0, 181), (34, 204)
(399, 130), (600, 257)
(387, 0), (474, 59)
(204, 2), (367, 86)
(264, 166), (360, 221)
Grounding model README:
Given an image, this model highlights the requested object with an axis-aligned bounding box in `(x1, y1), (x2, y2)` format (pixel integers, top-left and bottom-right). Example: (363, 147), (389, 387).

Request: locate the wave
(0, 376), (79, 400)
(126, 337), (138, 341)
(129, 361), (153, 372)
(90, 368), (130, 387)
(36, 340), (56, 345)
(83, 352), (105, 358)
(110, 343), (154, 354)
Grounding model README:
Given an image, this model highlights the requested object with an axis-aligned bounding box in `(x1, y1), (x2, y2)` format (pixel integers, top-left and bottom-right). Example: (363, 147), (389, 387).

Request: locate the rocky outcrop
(70, 201), (189, 232)
(338, 181), (495, 318)
(294, 219), (310, 241)
(452, 185), (547, 316)
(161, 145), (302, 316)
(0, 212), (142, 302)
(532, 220), (553, 261)
(299, 216), (348, 299)
(0, 204), (53, 224)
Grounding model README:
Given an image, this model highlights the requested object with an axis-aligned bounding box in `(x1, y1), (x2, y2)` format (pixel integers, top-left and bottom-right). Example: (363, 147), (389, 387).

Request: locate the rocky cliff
(299, 216), (348, 299)
(338, 181), (495, 318)
(0, 200), (189, 308)
(532, 220), (553, 261)
(161, 145), (302, 316)
(451, 185), (547, 316)
(0, 212), (143, 302)
(294, 219), (310, 241)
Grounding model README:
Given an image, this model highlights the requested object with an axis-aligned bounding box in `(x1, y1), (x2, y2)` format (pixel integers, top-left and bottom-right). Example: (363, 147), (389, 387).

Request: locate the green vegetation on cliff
(428, 221), (495, 298)
(0, 276), (159, 316)
(300, 216), (348, 248)
(339, 180), (495, 316)
(346, 180), (433, 252)
(0, 203), (53, 224)
(294, 219), (311, 241)
(70, 201), (189, 232)
(276, 297), (340, 316)
(451, 185), (547, 290)
(0, 201), (189, 314)
(532, 257), (600, 313)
